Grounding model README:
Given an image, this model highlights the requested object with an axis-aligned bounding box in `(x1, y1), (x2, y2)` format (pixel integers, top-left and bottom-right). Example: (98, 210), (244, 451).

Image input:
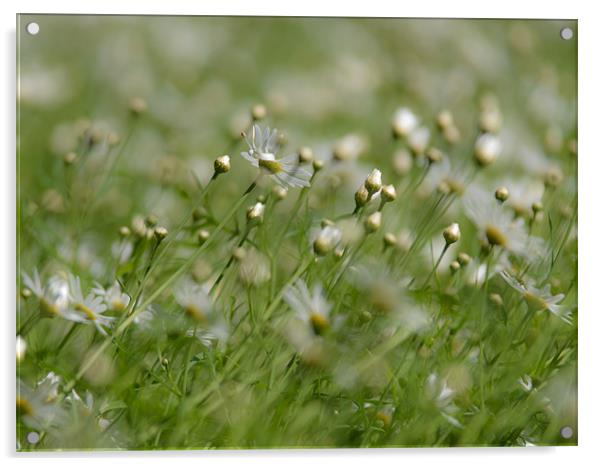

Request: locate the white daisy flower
(501, 271), (572, 324)
(284, 279), (331, 335)
(241, 124), (311, 188)
(175, 280), (228, 346)
(93, 281), (131, 313)
(17, 372), (65, 430)
(68, 275), (114, 335)
(464, 187), (541, 257)
(22, 269), (72, 319)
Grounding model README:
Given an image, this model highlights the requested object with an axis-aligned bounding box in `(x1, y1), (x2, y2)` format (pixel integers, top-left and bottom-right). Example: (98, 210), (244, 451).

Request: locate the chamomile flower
(241, 124), (311, 188)
(21, 269), (72, 319)
(68, 275), (114, 335)
(175, 280), (228, 346)
(284, 279), (331, 335)
(464, 187), (540, 257)
(17, 372), (65, 430)
(501, 271), (572, 324)
(93, 281), (130, 313)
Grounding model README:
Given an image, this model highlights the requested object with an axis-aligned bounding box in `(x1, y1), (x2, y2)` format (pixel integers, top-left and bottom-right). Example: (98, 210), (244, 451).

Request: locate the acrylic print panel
(16, 15), (577, 450)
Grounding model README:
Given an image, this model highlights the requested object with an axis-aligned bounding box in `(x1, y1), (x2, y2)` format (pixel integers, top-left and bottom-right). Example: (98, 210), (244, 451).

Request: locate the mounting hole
(26, 431), (40, 444)
(560, 27), (573, 40)
(26, 22), (40, 35)
(560, 426), (573, 439)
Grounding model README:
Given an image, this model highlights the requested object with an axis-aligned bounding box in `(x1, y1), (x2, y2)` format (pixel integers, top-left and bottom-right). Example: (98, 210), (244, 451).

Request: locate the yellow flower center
(111, 299), (126, 313)
(185, 304), (207, 324)
(309, 312), (329, 335)
(16, 396), (33, 416)
(524, 292), (548, 311)
(75, 303), (97, 321)
(40, 298), (60, 317)
(485, 225), (507, 247)
(258, 158), (283, 174)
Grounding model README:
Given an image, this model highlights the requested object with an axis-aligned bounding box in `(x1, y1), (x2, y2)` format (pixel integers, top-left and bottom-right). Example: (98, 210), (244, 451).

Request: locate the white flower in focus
(68, 275), (114, 335)
(501, 271), (572, 324)
(284, 279), (331, 335)
(241, 124), (311, 188)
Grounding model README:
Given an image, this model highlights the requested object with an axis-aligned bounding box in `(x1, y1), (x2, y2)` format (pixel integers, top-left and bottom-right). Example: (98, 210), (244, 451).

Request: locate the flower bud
(251, 103), (267, 121)
(436, 110), (454, 130)
(474, 133), (501, 167)
(197, 229), (210, 245)
(312, 159), (324, 172)
(457, 252), (472, 267)
(449, 260), (461, 273)
(119, 226), (131, 237)
(354, 185), (370, 209)
(272, 185), (288, 201)
(232, 247), (247, 262)
(246, 202), (265, 223)
(145, 214), (158, 227)
(313, 226), (341, 256)
(532, 201), (543, 214)
(383, 232), (397, 248)
(364, 169), (382, 195)
(214, 155), (231, 174)
(63, 152), (77, 165)
(426, 147), (443, 164)
(408, 127), (430, 155)
(364, 212), (382, 233)
(298, 146), (313, 164)
(489, 293), (504, 306)
(380, 184), (397, 203)
(129, 97), (147, 116)
(391, 107), (418, 139)
(495, 186), (509, 202)
(443, 222), (461, 245)
(154, 226), (168, 241)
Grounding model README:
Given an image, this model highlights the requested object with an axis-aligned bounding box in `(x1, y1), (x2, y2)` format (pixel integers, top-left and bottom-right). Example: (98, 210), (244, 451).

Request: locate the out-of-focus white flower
(284, 279), (331, 335)
(464, 187), (541, 257)
(238, 249), (271, 287)
(501, 271), (572, 324)
(407, 127), (430, 155)
(69, 275), (115, 335)
(392, 107), (419, 138)
(332, 133), (367, 161)
(93, 281), (131, 313)
(241, 125), (311, 188)
(22, 269), (72, 319)
(17, 372), (65, 430)
(175, 280), (228, 346)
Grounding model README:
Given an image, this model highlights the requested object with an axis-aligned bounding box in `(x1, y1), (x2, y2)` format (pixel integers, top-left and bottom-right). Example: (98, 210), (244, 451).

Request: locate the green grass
(16, 15), (577, 450)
